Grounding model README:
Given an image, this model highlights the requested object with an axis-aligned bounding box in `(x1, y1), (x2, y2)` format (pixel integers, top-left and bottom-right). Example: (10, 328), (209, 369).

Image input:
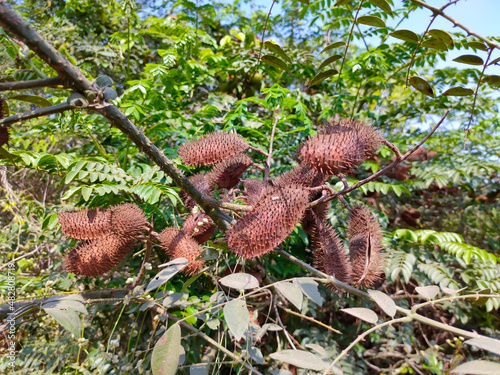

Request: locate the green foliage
(1, 0), (499, 374)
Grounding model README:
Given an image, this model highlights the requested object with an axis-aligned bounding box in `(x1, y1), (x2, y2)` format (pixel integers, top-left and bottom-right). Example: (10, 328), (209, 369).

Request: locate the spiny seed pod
(227, 185), (309, 258)
(243, 178), (266, 206)
(178, 132), (250, 166)
(312, 220), (352, 292)
(0, 126), (9, 148)
(207, 153), (252, 190)
(58, 208), (112, 240)
(299, 119), (384, 175)
(348, 205), (386, 288)
(159, 228), (204, 275)
(301, 202), (329, 236)
(0, 98), (7, 119)
(275, 163), (327, 189)
(64, 234), (135, 276)
(111, 203), (148, 239)
(183, 212), (216, 244)
(180, 173), (213, 208)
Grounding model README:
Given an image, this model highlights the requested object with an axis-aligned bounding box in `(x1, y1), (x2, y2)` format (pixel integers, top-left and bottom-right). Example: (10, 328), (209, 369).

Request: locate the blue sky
(246, 0), (500, 74)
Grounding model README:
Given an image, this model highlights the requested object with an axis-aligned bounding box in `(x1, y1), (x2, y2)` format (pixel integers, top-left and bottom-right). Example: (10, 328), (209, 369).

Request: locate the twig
(322, 317), (413, 375)
(0, 76), (65, 91)
(273, 295), (296, 350)
(280, 306), (341, 334)
(405, 1), (459, 86)
(128, 233), (153, 290)
(0, 246), (39, 269)
(0, 103), (75, 126)
(264, 115), (279, 185)
(244, 0), (277, 92)
(307, 110), (450, 209)
(336, 0), (365, 90)
(409, 0), (500, 50)
(464, 47), (493, 148)
(248, 145), (269, 158)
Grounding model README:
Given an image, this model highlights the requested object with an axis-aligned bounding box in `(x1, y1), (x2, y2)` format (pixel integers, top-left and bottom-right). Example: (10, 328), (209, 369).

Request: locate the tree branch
(0, 76), (65, 91)
(409, 0), (500, 50)
(0, 103), (75, 126)
(0, 2), (232, 232)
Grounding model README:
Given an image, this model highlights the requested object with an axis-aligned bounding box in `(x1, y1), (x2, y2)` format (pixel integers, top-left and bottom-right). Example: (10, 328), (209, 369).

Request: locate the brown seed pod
(348, 205), (386, 288)
(58, 208), (112, 240)
(0, 126), (9, 148)
(0, 98), (7, 119)
(180, 173), (213, 208)
(227, 185), (309, 258)
(207, 153), (252, 190)
(159, 228), (204, 275)
(301, 202), (329, 236)
(243, 178), (266, 206)
(178, 132), (250, 166)
(299, 119), (384, 175)
(64, 234), (135, 276)
(312, 220), (352, 291)
(183, 212), (216, 244)
(111, 203), (148, 239)
(275, 163), (327, 189)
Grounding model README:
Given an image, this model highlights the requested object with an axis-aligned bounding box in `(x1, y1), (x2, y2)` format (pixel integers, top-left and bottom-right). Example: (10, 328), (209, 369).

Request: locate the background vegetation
(0, 0), (499, 374)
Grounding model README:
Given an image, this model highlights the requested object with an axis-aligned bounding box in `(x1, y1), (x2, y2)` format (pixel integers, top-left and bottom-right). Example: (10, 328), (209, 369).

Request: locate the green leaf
(43, 304), (84, 338)
(146, 259), (187, 293)
(0, 147), (15, 163)
(264, 40), (292, 63)
(409, 76), (435, 98)
(428, 29), (454, 46)
(368, 290), (397, 317)
(10, 94), (52, 107)
(451, 360), (500, 374)
(248, 346), (264, 364)
(482, 75), (500, 85)
(415, 285), (440, 299)
(369, 0), (392, 15)
(422, 38), (448, 51)
(219, 273), (259, 290)
(275, 281), (303, 310)
(320, 41), (346, 53)
(390, 30), (419, 43)
(261, 55), (289, 71)
(341, 307), (378, 323)
(81, 186), (93, 201)
(357, 15), (386, 27)
(465, 337), (500, 356)
(151, 323), (181, 375)
(223, 299), (249, 340)
(464, 41), (488, 51)
(442, 87), (474, 96)
(334, 0), (352, 5)
(309, 69), (338, 86)
(453, 54), (484, 65)
(293, 278), (323, 306)
(318, 54), (342, 71)
(270, 350), (326, 371)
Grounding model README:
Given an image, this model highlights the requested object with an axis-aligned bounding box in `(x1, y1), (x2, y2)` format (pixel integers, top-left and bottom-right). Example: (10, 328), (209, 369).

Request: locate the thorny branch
(0, 1), (231, 231)
(0, 76), (65, 91)
(0, 103), (75, 126)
